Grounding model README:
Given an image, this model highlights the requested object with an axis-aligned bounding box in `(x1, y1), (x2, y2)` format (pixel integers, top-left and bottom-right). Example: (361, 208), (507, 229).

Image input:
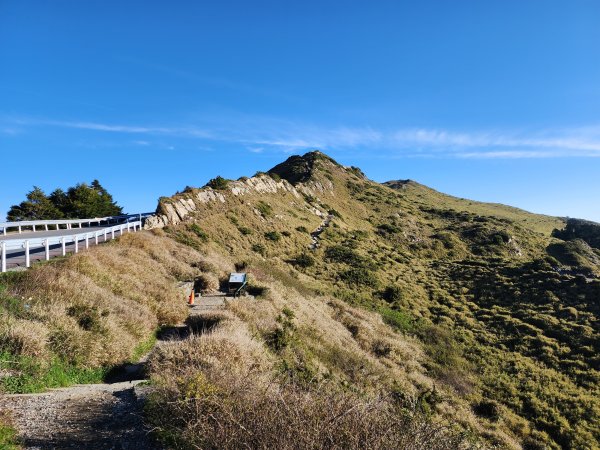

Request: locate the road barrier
(0, 213), (153, 235)
(0, 213), (154, 272)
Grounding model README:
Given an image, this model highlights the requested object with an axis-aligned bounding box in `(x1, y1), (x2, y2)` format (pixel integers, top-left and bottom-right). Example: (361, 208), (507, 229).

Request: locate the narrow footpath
(310, 214), (334, 250)
(0, 292), (229, 450)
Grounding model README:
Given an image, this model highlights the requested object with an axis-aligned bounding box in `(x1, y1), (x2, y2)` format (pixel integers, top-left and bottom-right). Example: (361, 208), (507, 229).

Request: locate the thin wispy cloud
(4, 115), (600, 159)
(117, 57), (304, 104)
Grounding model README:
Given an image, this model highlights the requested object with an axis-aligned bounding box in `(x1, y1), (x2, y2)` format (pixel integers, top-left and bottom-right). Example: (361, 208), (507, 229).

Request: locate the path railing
(0, 213), (154, 273)
(0, 213), (153, 235)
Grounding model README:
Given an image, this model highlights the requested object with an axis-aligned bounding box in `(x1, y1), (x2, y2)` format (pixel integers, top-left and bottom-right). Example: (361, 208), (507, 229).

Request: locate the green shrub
(252, 243), (266, 256)
(372, 339), (392, 357)
(292, 253), (315, 268)
(265, 308), (296, 352)
(380, 307), (415, 333)
(268, 172), (281, 182)
(188, 224), (209, 242)
(339, 268), (379, 288)
(264, 231), (281, 241)
(325, 245), (365, 266)
(296, 226), (309, 233)
(381, 286), (405, 304)
(281, 230), (291, 237)
(206, 176), (229, 190)
(238, 226), (252, 235)
(433, 232), (457, 249)
(473, 400), (501, 421)
(377, 223), (400, 234)
(256, 201), (273, 217)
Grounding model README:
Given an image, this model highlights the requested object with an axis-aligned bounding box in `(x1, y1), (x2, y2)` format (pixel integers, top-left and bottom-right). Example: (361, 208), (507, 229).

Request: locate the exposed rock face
(144, 175), (330, 230)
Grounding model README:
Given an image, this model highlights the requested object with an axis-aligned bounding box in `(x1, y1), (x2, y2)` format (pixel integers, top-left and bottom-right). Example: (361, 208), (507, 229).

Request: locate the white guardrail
(0, 213), (154, 273)
(0, 213), (153, 235)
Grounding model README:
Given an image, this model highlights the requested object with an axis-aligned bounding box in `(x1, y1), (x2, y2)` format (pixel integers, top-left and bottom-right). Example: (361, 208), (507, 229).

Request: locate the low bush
(238, 226), (252, 235)
(325, 245), (364, 265)
(66, 304), (107, 332)
(379, 307), (415, 334)
(264, 231), (281, 241)
(473, 400), (501, 422)
(206, 176), (229, 190)
(265, 308), (296, 352)
(188, 224), (209, 242)
(339, 268), (379, 288)
(252, 243), (266, 256)
(381, 285), (405, 304)
(377, 223), (400, 235)
(256, 201), (273, 217)
(291, 253), (315, 268)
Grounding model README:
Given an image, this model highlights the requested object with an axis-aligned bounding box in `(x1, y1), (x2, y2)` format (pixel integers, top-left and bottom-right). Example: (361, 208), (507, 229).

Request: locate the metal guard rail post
(0, 220), (143, 272)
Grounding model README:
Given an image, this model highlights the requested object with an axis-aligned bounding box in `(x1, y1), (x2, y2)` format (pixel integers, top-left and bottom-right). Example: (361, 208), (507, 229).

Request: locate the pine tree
(6, 186), (63, 221)
(62, 181), (122, 218)
(5, 181), (123, 220)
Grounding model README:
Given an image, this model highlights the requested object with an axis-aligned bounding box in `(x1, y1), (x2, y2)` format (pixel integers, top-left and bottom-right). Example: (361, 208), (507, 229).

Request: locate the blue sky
(1, 1), (599, 221)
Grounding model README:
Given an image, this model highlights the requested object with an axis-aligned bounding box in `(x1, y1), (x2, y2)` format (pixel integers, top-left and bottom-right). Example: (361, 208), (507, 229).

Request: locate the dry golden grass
(193, 273), (220, 293)
(147, 311), (472, 450)
(0, 231), (201, 370)
(140, 243), (502, 448)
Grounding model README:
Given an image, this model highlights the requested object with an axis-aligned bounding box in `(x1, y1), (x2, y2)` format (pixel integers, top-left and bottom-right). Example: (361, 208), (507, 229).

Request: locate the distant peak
(267, 150), (341, 185)
(383, 179), (418, 190)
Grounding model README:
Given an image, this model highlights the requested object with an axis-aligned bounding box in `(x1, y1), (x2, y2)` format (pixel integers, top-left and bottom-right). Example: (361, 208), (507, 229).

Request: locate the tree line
(6, 180), (123, 221)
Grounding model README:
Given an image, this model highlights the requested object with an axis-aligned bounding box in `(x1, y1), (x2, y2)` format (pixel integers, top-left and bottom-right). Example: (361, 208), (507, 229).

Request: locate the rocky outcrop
(144, 175), (329, 230)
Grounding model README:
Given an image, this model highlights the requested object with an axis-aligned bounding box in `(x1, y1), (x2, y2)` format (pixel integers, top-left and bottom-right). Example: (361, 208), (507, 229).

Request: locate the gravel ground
(0, 381), (161, 449)
(0, 294), (232, 449)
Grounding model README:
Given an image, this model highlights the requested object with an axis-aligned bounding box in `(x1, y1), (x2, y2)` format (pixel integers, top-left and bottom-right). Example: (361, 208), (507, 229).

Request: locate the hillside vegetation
(1, 151), (598, 449)
(144, 151), (598, 449)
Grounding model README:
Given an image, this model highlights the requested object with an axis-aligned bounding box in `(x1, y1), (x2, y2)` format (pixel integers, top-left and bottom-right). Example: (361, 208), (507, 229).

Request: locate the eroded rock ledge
(144, 175), (333, 229)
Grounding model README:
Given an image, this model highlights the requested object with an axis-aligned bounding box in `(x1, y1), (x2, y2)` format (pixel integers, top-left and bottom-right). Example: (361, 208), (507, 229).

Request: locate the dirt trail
(310, 214), (334, 250)
(0, 293), (229, 449)
(0, 381), (156, 450)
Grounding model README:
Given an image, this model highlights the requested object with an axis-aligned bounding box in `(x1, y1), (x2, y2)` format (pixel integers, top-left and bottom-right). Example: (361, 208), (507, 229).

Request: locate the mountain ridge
(139, 150), (599, 448)
(5, 150), (593, 448)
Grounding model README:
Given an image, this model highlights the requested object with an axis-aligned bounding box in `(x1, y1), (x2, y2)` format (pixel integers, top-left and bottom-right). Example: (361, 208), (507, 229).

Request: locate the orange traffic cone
(188, 289), (195, 305)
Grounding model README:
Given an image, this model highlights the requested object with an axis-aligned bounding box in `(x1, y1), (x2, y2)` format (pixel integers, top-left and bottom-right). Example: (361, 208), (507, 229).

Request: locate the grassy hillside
(1, 151), (598, 449)
(0, 232), (197, 393)
(383, 179), (564, 236)
(145, 151), (598, 449)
